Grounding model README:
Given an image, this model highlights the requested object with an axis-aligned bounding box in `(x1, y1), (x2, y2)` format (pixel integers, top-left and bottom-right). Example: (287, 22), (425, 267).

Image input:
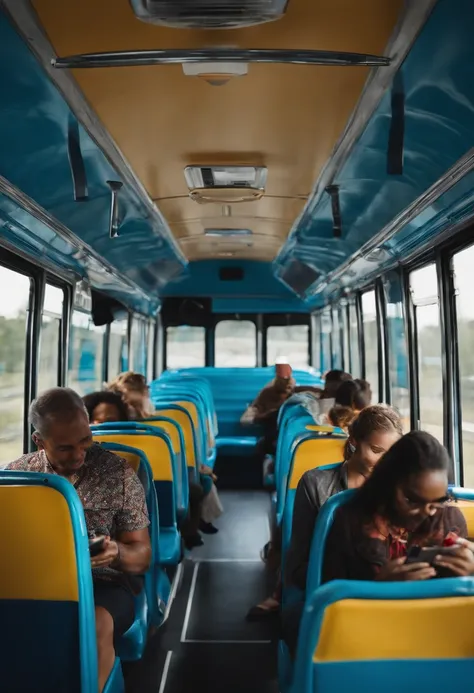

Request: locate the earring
(349, 443), (356, 453)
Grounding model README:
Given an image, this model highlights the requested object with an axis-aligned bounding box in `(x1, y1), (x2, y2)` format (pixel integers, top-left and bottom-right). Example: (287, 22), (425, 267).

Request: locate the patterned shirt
(6, 443), (150, 592)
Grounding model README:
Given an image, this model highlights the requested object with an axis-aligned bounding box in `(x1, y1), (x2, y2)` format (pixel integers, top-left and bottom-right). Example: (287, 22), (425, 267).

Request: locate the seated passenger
(247, 405), (401, 621)
(285, 404), (402, 592)
(6, 388), (151, 692)
(107, 371), (155, 420)
(109, 371), (223, 545)
(241, 363), (296, 453)
(83, 390), (130, 424)
(282, 430), (474, 658)
(326, 378), (372, 430)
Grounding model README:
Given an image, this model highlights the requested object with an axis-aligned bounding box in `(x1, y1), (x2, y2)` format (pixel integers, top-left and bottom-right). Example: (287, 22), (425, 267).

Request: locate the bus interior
(2, 1), (474, 692)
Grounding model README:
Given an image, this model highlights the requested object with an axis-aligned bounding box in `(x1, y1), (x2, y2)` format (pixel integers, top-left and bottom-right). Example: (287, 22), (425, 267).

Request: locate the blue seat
(151, 384), (210, 465)
(279, 488), (353, 689)
(92, 427), (182, 568)
(159, 372), (218, 462)
(0, 471), (124, 693)
(291, 577), (474, 693)
(96, 442), (170, 630)
(169, 367), (322, 441)
(279, 433), (346, 562)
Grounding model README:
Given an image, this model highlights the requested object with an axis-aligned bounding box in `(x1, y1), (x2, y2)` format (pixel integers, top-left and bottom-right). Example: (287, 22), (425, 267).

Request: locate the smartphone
(89, 536), (106, 557)
(405, 544), (458, 565)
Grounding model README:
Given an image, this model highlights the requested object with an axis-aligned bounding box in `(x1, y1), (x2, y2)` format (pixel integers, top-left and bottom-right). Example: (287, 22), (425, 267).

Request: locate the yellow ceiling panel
(33, 0), (402, 261)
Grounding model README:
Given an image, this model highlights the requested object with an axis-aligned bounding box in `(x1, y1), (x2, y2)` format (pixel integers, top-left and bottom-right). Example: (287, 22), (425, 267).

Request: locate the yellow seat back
(314, 596), (474, 662)
(0, 485), (78, 601)
(306, 424), (342, 434)
(456, 500), (474, 537)
(290, 437), (346, 489)
(153, 408), (197, 469)
(93, 432), (173, 482)
(144, 419), (182, 457)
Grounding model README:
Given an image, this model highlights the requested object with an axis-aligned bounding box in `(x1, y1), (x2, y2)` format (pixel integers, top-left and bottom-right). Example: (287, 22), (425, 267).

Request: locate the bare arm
(91, 529), (151, 574)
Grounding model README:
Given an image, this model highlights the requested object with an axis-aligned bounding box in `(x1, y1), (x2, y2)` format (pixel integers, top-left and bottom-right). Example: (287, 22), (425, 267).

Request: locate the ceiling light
(204, 228), (253, 237)
(182, 61), (248, 85)
(185, 166), (267, 190)
(130, 0), (289, 29)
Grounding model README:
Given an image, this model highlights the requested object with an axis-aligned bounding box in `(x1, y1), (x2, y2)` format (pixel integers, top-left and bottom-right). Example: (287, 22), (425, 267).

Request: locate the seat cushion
(159, 527), (182, 565)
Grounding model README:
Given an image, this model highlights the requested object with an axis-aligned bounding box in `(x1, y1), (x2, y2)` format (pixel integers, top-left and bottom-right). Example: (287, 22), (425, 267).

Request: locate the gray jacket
(284, 462), (347, 591)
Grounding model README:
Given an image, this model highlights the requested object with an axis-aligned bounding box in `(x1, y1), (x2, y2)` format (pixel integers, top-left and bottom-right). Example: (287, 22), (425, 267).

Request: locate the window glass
(349, 300), (360, 377)
(131, 316), (148, 375)
(341, 305), (350, 373)
(267, 325), (309, 368)
(0, 267), (30, 463)
(321, 310), (332, 373)
(453, 246), (474, 485)
(38, 284), (64, 392)
(361, 290), (379, 396)
(410, 264), (443, 442)
(331, 307), (341, 369)
(147, 320), (155, 382)
(215, 321), (256, 367)
(312, 314), (321, 373)
(384, 272), (410, 430)
(68, 311), (105, 395)
(108, 319), (128, 379)
(166, 326), (205, 368)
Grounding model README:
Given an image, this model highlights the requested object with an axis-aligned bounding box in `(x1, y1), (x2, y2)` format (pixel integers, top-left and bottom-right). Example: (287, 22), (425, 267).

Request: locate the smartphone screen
(89, 536), (105, 557)
(406, 545), (458, 565)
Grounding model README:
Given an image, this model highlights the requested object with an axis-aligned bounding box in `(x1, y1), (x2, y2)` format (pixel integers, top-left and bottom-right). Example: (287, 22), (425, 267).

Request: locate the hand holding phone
(89, 535), (106, 557)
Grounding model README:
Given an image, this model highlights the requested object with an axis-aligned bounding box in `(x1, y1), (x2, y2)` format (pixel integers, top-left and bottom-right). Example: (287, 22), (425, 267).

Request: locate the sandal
(245, 597), (280, 621)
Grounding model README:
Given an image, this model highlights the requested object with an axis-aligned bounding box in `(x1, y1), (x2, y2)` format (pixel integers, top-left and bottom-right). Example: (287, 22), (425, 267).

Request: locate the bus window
(384, 272), (410, 430)
(267, 325), (309, 368)
(166, 326), (205, 368)
(38, 284), (64, 392)
(361, 290), (378, 395)
(409, 264), (443, 442)
(349, 299), (360, 377)
(68, 311), (105, 395)
(453, 245), (474, 485)
(108, 318), (128, 379)
(131, 315), (147, 375)
(331, 307), (342, 369)
(0, 266), (30, 463)
(312, 314), (321, 372)
(147, 320), (155, 381)
(321, 310), (331, 373)
(341, 305), (350, 373)
(215, 321), (256, 367)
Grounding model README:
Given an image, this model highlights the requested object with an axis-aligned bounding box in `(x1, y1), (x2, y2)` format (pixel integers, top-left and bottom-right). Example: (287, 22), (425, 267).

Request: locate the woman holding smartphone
(282, 430), (474, 657)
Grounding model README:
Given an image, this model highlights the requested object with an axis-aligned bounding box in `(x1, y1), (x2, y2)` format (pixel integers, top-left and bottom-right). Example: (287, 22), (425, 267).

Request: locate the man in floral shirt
(7, 387), (151, 692)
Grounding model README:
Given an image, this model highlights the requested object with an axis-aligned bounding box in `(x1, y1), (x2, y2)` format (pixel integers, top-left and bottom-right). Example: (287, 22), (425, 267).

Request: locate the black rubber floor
(123, 490), (279, 693)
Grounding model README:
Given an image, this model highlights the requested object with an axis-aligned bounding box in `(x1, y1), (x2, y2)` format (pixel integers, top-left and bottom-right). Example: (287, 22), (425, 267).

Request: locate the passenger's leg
(181, 481), (205, 548)
(281, 601), (305, 659)
(200, 482), (223, 533)
(95, 606), (115, 692)
(93, 580), (135, 691)
(246, 573), (282, 620)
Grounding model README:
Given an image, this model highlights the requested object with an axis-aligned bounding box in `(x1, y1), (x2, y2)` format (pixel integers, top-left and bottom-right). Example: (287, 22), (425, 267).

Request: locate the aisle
(124, 491), (279, 693)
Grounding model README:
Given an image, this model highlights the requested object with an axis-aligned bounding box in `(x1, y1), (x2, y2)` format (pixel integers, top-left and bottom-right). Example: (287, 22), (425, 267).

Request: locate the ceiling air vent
(185, 166), (267, 204)
(280, 259), (320, 297)
(129, 0), (289, 29)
